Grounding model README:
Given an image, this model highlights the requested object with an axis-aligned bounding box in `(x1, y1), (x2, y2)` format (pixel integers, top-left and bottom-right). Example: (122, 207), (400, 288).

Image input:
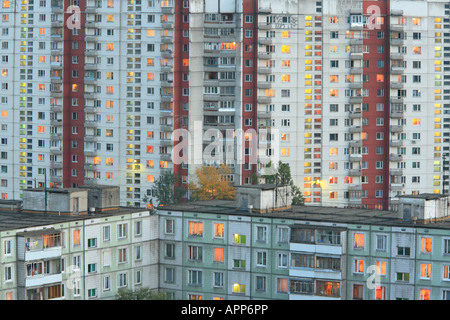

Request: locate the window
(354, 259), (364, 273)
(354, 233), (365, 249)
(117, 223), (128, 239)
(256, 226), (267, 242)
(73, 230), (80, 246)
(277, 278), (288, 293)
(353, 284), (364, 299)
(213, 248), (224, 263)
(188, 270), (202, 286)
(421, 237), (432, 253)
(420, 263), (431, 279)
(376, 235), (387, 251)
(188, 221), (203, 236)
(214, 223), (224, 238)
(188, 245), (203, 261)
(103, 226), (111, 242)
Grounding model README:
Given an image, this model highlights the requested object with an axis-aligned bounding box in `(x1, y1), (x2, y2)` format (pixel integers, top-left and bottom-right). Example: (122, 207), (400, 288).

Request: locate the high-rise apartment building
(0, 0), (449, 210)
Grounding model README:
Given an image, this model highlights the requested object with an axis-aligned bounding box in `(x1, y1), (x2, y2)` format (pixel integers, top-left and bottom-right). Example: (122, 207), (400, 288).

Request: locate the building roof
(398, 193), (449, 200)
(160, 200), (450, 230)
(0, 207), (147, 233)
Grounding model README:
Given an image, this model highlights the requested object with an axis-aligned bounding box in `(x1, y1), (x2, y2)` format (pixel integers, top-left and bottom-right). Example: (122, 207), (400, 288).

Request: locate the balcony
(390, 153), (403, 162)
(258, 23), (272, 30)
(390, 168), (403, 176)
(349, 126), (362, 133)
(257, 82), (272, 89)
(25, 273), (62, 288)
(257, 67), (272, 74)
(390, 96), (404, 104)
(349, 140), (362, 148)
(257, 111), (272, 119)
(390, 53), (404, 60)
(390, 140), (403, 147)
(391, 9), (404, 16)
(390, 82), (403, 89)
(349, 184), (363, 191)
(390, 110), (404, 118)
(391, 66), (405, 74)
(390, 125), (404, 133)
(349, 82), (363, 89)
(390, 183), (404, 191)
(349, 110), (362, 118)
(50, 162), (63, 169)
(349, 169), (362, 176)
(161, 7), (174, 14)
(259, 37), (274, 45)
(390, 38), (405, 46)
(257, 96), (272, 104)
(84, 121), (98, 128)
(350, 67), (363, 74)
(258, 52), (273, 60)
(349, 96), (363, 104)
(349, 154), (362, 162)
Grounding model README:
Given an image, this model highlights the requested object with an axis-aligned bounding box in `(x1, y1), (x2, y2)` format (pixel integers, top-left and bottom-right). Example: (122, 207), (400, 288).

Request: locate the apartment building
(158, 185), (450, 300)
(0, 186), (158, 300)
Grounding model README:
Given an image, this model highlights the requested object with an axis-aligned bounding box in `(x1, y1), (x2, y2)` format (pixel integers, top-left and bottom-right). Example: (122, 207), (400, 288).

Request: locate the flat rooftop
(0, 207), (146, 233)
(160, 200), (450, 230)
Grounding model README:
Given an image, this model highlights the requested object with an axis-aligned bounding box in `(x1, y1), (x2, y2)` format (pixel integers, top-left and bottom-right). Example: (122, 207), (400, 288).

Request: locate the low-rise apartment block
(158, 185), (450, 300)
(0, 186), (159, 300)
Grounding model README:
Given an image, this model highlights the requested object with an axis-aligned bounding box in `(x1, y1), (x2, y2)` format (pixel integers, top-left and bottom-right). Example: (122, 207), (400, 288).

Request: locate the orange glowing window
(72, 84), (78, 92)
(330, 75), (339, 82)
(106, 43), (114, 51)
(146, 145), (154, 153)
(38, 84), (45, 91)
(105, 158), (113, 165)
(3, 1), (10, 8)
(159, 161), (168, 169)
(413, 118), (421, 126)
(345, 177), (353, 184)
(37, 126), (45, 133)
(93, 157), (101, 164)
(39, 28), (45, 35)
(0, 110), (7, 117)
(106, 101), (113, 108)
(147, 73), (155, 80)
(354, 259), (364, 273)
(281, 74), (290, 82)
(146, 175), (155, 182)
(38, 154), (44, 161)
(105, 172), (113, 180)
(106, 15), (114, 22)
(354, 233), (365, 249)
(376, 261), (387, 275)
(147, 29), (155, 37)
(73, 230), (81, 246)
(106, 115), (113, 122)
(146, 160), (154, 168)
(214, 223), (224, 238)
(329, 177), (337, 184)
(377, 74), (384, 82)
(375, 286), (385, 300)
(106, 86), (114, 94)
(147, 58), (155, 66)
(420, 289), (430, 300)
(183, 59), (189, 66)
(277, 278), (288, 293)
(188, 221), (203, 236)
(281, 31), (291, 38)
(214, 247), (224, 262)
(38, 56), (45, 63)
(221, 42), (236, 50)
(421, 263), (431, 278)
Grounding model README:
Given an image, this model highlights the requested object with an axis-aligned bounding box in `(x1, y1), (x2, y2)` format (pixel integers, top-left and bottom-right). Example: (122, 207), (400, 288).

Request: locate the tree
(261, 161), (304, 206)
(188, 164), (236, 201)
(115, 287), (169, 300)
(144, 171), (185, 208)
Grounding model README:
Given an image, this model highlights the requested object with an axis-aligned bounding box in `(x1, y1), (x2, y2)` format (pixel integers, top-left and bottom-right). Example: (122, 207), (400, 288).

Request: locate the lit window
(354, 233), (365, 249)
(421, 237), (432, 253)
(281, 45), (291, 53)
